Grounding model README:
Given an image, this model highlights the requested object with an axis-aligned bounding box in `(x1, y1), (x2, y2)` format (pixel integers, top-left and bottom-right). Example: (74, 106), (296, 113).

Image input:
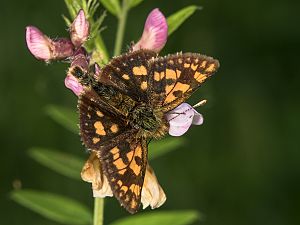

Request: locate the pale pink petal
(166, 103), (194, 125)
(64, 74), (84, 96)
(166, 103), (204, 136)
(70, 9), (90, 47)
(132, 8), (168, 52)
(26, 26), (52, 61)
(168, 123), (192, 136)
(192, 109), (204, 125)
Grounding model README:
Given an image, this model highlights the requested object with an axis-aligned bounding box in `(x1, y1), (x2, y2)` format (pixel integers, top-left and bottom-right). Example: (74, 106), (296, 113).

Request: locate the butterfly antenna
(193, 99), (207, 108)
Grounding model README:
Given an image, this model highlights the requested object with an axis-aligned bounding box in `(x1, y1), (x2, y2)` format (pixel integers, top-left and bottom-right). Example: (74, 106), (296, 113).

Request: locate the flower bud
(26, 26), (74, 61)
(71, 47), (89, 72)
(26, 26), (52, 61)
(132, 8), (168, 52)
(70, 10), (90, 47)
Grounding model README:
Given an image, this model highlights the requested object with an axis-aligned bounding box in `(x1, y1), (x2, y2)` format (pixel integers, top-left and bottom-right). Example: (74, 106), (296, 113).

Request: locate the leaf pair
(11, 190), (200, 225)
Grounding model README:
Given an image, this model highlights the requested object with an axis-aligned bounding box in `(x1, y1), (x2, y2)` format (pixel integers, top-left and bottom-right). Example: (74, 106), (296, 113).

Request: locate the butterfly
(72, 49), (219, 213)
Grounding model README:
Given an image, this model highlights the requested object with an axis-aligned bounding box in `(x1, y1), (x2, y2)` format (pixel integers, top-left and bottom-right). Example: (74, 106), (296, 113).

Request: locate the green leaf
(64, 0), (78, 18)
(128, 0), (143, 8)
(11, 190), (92, 225)
(109, 210), (201, 225)
(149, 138), (186, 160)
(167, 5), (201, 36)
(28, 148), (85, 180)
(45, 105), (78, 134)
(100, 0), (121, 16)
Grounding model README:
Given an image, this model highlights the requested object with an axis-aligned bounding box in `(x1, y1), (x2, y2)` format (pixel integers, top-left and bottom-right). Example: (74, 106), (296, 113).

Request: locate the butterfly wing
(99, 132), (147, 214)
(79, 89), (147, 213)
(79, 88), (128, 150)
(98, 49), (157, 102)
(148, 53), (220, 112)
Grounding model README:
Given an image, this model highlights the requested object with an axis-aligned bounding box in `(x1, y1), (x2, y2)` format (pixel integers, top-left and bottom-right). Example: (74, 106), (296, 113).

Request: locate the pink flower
(25, 26), (52, 61)
(64, 74), (84, 96)
(132, 8), (168, 52)
(26, 26), (74, 61)
(166, 103), (204, 136)
(70, 10), (90, 47)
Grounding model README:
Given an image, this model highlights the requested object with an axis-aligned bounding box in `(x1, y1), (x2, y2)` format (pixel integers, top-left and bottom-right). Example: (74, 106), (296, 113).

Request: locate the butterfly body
(74, 49), (219, 213)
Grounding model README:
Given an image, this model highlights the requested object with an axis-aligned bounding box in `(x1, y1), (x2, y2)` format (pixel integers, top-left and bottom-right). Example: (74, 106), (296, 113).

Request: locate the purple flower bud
(70, 10), (90, 47)
(94, 63), (101, 77)
(51, 38), (75, 59)
(71, 47), (89, 71)
(26, 26), (74, 61)
(166, 103), (204, 136)
(26, 26), (52, 61)
(64, 74), (84, 96)
(132, 8), (168, 52)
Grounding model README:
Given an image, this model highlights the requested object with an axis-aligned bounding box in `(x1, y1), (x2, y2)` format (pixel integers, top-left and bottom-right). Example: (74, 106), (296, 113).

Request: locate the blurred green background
(1, 0), (300, 224)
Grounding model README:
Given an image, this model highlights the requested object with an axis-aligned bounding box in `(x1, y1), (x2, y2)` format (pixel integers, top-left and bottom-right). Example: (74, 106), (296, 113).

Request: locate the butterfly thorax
(129, 104), (157, 130)
(128, 104), (168, 140)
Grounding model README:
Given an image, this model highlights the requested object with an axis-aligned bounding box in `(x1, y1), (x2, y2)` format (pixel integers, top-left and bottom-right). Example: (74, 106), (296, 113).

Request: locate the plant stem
(113, 0), (129, 56)
(93, 198), (104, 225)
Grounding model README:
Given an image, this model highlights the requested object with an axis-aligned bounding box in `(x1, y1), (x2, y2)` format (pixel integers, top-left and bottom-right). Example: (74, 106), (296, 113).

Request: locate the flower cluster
(26, 8), (204, 210)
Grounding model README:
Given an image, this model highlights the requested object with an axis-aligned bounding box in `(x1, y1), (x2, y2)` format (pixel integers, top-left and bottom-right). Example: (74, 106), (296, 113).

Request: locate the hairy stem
(93, 198), (104, 225)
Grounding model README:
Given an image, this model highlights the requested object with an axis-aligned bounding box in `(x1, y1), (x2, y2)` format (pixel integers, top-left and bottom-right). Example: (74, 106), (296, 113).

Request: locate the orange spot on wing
(122, 74), (130, 80)
(113, 158), (127, 170)
(165, 69), (177, 80)
(164, 82), (191, 104)
(110, 147), (119, 154)
(117, 180), (123, 186)
(191, 63), (198, 71)
(96, 111), (104, 117)
(140, 81), (147, 90)
(110, 124), (119, 133)
(133, 66), (147, 75)
(130, 184), (140, 197)
(205, 64), (215, 72)
(92, 137), (100, 144)
(154, 71), (165, 81)
(184, 63), (190, 68)
(126, 151), (134, 161)
(130, 159), (141, 176)
(200, 61), (207, 68)
(94, 121), (106, 136)
(121, 186), (128, 193)
(194, 72), (207, 83)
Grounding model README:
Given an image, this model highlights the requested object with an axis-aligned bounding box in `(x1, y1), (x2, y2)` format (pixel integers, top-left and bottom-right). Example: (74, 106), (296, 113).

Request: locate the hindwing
(99, 130), (147, 214)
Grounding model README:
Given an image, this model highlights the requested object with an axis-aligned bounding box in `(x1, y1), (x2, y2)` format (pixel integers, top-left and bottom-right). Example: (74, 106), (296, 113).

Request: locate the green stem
(93, 198), (104, 225)
(113, 0), (129, 56)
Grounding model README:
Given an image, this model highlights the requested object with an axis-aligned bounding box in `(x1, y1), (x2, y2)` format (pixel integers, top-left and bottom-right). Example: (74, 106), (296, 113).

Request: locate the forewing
(98, 49), (157, 101)
(149, 53), (220, 111)
(79, 89), (127, 150)
(99, 131), (147, 214)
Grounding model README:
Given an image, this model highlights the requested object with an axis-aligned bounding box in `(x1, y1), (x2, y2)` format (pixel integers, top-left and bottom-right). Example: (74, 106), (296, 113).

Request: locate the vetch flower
(26, 26), (74, 61)
(64, 74), (84, 96)
(70, 9), (90, 47)
(132, 8), (168, 52)
(166, 102), (205, 136)
(81, 152), (166, 209)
